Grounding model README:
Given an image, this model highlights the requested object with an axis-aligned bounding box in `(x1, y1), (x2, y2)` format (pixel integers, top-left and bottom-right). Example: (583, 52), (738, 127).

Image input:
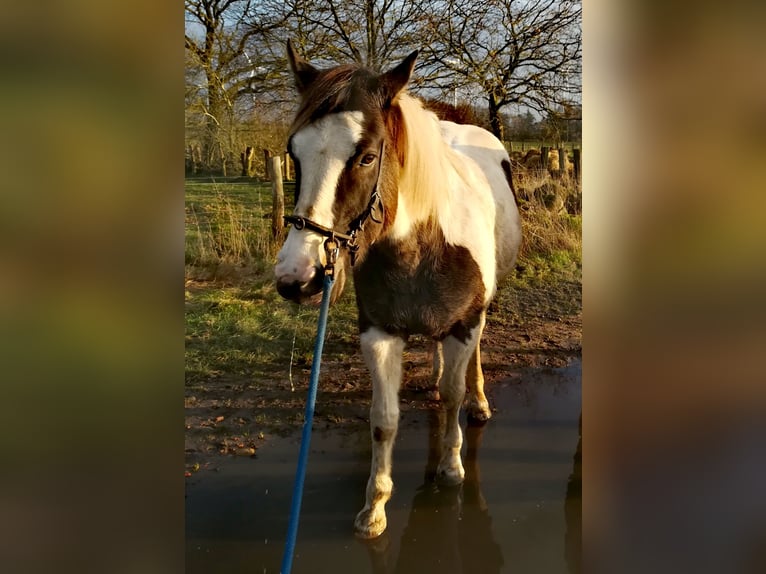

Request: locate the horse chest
(354, 237), (486, 340)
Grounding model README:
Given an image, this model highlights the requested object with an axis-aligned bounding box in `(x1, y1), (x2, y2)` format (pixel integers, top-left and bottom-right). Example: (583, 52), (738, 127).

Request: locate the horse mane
(288, 64), (376, 137)
(395, 93), (456, 224)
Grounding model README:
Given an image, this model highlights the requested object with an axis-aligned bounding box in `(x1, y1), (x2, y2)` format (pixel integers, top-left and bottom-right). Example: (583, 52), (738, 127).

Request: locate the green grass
(185, 178), (296, 271)
(185, 175), (581, 385)
(185, 177), (361, 384)
(185, 274), (360, 385)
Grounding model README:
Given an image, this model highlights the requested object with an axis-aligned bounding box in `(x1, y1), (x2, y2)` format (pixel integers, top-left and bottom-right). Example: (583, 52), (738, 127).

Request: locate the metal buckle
(324, 236), (339, 277)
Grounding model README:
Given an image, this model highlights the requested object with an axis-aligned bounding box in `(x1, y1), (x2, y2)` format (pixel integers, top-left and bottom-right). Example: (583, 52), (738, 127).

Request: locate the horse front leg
(355, 327), (405, 539)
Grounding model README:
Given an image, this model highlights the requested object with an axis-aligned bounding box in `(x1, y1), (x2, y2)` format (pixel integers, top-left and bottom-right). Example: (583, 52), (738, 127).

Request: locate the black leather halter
(284, 140), (385, 272)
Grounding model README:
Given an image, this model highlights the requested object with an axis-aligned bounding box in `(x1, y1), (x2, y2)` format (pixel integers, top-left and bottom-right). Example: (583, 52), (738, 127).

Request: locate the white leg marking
(355, 328), (405, 539)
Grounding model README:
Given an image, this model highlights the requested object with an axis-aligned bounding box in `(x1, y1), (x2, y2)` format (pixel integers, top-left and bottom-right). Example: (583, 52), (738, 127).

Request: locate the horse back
(440, 121), (522, 281)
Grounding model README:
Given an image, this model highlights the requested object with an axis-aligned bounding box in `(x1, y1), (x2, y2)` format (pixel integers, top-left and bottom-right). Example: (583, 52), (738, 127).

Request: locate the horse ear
(286, 39), (319, 94)
(378, 50), (419, 104)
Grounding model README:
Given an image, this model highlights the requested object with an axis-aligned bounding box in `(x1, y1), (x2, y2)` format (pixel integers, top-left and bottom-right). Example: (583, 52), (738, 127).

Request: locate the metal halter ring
(324, 236), (340, 277)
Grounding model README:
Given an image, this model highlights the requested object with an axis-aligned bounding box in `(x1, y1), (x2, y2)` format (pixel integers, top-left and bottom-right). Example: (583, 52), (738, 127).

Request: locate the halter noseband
(283, 140), (385, 277)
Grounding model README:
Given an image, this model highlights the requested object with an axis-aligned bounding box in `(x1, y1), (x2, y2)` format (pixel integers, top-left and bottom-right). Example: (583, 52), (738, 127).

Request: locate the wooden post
(283, 152), (292, 181)
(263, 148), (272, 180)
(573, 148), (581, 182)
(541, 146), (549, 174)
(557, 147), (566, 177)
(270, 156), (284, 238)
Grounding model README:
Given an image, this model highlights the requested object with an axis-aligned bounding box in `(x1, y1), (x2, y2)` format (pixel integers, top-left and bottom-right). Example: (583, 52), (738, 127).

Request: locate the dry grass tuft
(514, 170), (581, 265)
(185, 181), (284, 276)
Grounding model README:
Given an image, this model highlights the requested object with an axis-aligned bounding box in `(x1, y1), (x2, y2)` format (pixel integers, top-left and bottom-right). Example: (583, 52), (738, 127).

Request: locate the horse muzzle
(276, 266), (324, 304)
(275, 264), (346, 306)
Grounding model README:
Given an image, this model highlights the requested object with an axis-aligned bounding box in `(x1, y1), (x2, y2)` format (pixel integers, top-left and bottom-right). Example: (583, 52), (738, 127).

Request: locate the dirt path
(184, 272), (581, 471)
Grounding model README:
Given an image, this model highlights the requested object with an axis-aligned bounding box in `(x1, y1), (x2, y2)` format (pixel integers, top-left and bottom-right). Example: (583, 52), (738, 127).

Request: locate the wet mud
(186, 359), (581, 573)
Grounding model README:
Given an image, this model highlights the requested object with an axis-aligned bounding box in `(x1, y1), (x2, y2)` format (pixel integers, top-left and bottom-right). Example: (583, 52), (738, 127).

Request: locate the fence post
(263, 149), (273, 180)
(283, 152), (292, 180)
(270, 156), (285, 238)
(541, 146), (549, 174)
(573, 148), (581, 182)
(557, 147), (566, 177)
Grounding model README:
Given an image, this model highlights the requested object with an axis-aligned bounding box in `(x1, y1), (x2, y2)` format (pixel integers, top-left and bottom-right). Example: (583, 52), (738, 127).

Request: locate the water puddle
(186, 359), (581, 573)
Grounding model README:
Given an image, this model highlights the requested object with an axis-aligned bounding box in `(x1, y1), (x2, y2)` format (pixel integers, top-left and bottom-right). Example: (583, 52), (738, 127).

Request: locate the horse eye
(360, 153), (376, 166)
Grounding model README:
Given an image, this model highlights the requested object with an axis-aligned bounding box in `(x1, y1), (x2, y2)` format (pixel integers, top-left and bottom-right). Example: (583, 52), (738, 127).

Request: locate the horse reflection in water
(362, 410), (583, 574)
(363, 412), (503, 574)
(565, 414), (582, 574)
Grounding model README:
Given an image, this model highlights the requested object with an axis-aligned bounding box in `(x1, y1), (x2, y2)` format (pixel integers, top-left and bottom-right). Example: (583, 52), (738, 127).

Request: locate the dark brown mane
(289, 64), (382, 137)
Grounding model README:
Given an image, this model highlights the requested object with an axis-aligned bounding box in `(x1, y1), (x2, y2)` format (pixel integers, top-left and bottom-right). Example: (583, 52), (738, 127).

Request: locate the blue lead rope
(280, 274), (335, 574)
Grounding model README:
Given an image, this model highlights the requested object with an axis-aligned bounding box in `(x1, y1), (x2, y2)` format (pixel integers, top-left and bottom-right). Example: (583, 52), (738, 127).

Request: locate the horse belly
(355, 242), (486, 341)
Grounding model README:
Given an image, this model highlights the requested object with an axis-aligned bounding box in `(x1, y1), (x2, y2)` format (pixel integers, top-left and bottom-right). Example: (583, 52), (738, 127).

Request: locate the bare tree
(185, 0), (293, 170)
(421, 0), (581, 140)
(185, 0), (581, 170)
(282, 0), (431, 72)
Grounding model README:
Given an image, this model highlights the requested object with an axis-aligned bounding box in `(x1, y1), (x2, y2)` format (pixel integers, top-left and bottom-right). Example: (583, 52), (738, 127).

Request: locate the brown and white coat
(275, 41), (522, 539)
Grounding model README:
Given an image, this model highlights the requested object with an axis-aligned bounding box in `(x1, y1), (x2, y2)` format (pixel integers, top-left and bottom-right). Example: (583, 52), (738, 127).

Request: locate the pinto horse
(275, 41), (522, 539)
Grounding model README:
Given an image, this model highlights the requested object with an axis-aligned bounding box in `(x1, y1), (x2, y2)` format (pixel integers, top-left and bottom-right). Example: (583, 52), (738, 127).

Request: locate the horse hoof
(354, 509), (387, 539)
(436, 464), (465, 486)
(467, 403), (492, 422)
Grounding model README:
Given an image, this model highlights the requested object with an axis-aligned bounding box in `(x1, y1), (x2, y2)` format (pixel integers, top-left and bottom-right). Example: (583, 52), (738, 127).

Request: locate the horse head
(274, 40), (418, 305)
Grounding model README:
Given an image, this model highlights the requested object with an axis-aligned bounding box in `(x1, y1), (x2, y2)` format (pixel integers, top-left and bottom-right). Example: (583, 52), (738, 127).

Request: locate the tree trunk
(241, 147), (254, 177)
(203, 90), (222, 172)
(488, 93), (504, 141)
(219, 142), (227, 177)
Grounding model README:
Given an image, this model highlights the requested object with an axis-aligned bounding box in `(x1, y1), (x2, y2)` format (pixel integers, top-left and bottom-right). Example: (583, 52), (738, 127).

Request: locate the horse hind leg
(436, 318), (484, 485)
(466, 317), (491, 421)
(428, 340), (443, 401)
(355, 328), (405, 539)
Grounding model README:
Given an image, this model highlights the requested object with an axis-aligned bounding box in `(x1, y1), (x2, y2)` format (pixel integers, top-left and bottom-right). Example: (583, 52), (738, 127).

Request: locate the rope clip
(324, 236), (339, 278)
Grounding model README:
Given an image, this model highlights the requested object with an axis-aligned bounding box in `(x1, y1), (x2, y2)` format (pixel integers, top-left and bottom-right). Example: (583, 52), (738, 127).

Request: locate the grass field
(185, 172), (581, 395)
(184, 176), (362, 385)
(185, 177), (296, 271)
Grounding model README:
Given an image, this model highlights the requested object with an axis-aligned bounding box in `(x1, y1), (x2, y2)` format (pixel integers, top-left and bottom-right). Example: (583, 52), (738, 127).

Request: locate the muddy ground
(184, 272), (581, 472)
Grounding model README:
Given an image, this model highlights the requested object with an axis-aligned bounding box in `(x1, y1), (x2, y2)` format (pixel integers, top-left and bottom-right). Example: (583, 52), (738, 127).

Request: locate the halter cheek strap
(283, 140), (386, 275)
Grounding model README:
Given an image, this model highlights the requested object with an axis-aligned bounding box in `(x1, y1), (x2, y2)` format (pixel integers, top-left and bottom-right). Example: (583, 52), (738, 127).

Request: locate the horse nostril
(276, 279), (302, 302)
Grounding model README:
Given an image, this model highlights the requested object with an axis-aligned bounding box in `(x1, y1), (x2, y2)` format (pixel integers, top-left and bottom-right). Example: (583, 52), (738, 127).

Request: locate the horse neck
(389, 94), (454, 231)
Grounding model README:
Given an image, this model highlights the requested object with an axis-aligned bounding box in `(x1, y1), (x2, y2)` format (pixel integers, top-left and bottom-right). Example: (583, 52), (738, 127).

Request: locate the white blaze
(275, 112), (365, 284)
